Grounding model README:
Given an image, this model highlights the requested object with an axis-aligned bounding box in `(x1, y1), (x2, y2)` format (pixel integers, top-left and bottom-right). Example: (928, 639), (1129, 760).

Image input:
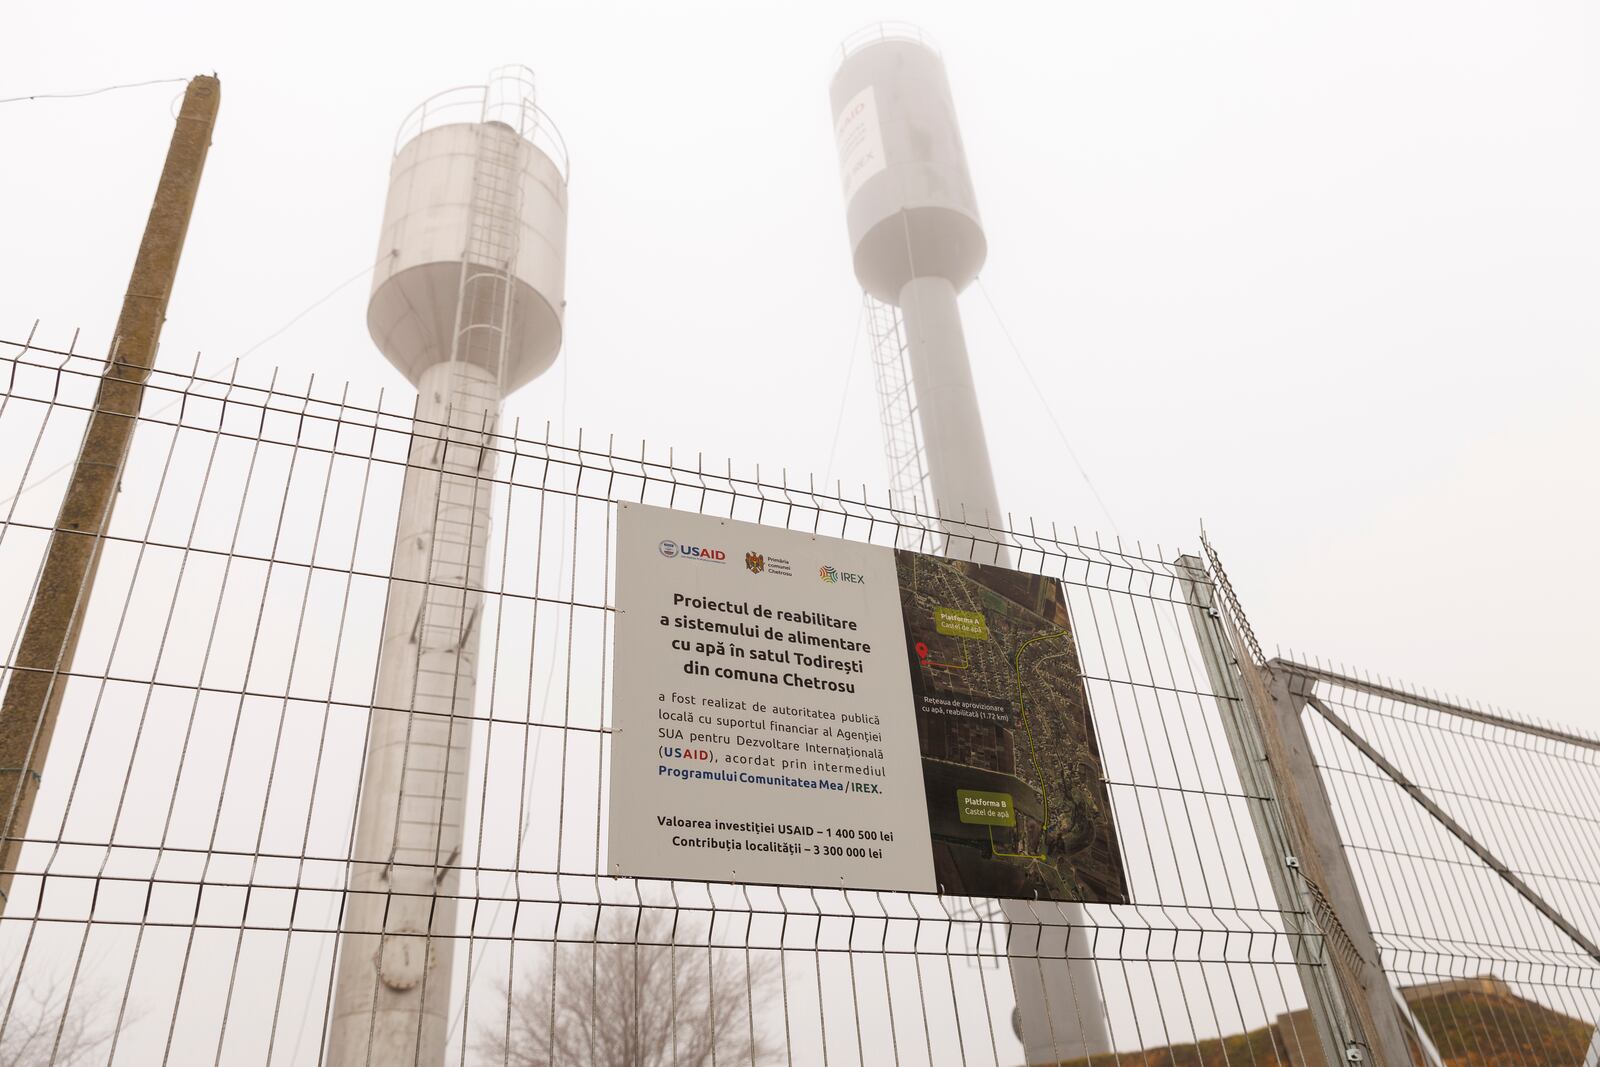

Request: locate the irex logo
(818, 564), (865, 585)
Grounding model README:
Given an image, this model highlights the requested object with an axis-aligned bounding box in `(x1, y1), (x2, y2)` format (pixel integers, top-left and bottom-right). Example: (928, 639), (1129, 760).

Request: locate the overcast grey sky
(3, 0), (1596, 731)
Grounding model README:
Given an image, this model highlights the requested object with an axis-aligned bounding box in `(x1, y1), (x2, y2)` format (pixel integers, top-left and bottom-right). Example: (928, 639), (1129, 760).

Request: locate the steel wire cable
(0, 77), (189, 106)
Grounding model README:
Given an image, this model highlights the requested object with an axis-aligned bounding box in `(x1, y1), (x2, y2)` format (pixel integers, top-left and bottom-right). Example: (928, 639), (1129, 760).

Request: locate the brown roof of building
(1047, 977), (1592, 1067)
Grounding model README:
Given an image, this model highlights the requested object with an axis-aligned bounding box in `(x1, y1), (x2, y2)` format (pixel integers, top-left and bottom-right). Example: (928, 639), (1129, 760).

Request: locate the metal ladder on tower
(865, 292), (936, 549)
(456, 119), (523, 385)
(398, 119), (526, 881)
(866, 290), (1005, 961)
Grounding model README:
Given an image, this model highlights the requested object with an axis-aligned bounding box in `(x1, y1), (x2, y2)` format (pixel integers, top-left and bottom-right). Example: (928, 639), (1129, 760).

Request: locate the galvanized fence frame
(1282, 657), (1600, 1063)
(0, 332), (1485, 1066)
(1201, 536), (1600, 1066)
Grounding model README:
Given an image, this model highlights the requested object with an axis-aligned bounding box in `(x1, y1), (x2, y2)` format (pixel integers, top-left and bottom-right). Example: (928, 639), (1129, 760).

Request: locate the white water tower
(831, 24), (997, 546)
(831, 27), (1111, 1065)
(328, 65), (567, 1067)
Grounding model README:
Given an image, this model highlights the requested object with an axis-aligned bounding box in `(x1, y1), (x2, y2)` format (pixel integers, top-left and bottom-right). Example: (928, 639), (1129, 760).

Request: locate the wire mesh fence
(6, 331), (1584, 1067)
(1279, 659), (1600, 1064)
(0, 336), (1334, 1066)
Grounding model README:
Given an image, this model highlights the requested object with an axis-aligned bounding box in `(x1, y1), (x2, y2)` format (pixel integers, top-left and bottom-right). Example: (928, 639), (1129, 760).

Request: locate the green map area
(895, 550), (1128, 904)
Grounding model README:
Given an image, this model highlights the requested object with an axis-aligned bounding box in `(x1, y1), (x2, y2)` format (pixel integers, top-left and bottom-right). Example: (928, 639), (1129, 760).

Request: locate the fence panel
(1, 336), (1334, 1066)
(1278, 660), (1600, 1062)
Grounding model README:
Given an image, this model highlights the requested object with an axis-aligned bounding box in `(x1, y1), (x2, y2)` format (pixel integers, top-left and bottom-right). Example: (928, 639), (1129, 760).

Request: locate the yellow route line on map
(908, 547), (1066, 866)
(987, 823), (1046, 861)
(924, 640), (969, 670)
(993, 630), (1070, 861)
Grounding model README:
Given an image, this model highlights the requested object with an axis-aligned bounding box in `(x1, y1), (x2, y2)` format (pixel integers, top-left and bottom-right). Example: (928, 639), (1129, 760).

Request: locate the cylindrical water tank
(330, 68), (566, 1067)
(830, 27), (987, 304)
(367, 68), (568, 395)
(829, 31), (1114, 1066)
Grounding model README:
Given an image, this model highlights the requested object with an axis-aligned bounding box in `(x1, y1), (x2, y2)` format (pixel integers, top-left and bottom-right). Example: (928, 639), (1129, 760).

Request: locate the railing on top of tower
(391, 64), (569, 181)
(837, 21), (940, 61)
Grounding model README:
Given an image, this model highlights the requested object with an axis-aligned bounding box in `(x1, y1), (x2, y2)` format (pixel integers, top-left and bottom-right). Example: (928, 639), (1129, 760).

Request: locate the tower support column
(898, 275), (1002, 556)
(328, 361), (499, 1067)
(898, 274), (1115, 1063)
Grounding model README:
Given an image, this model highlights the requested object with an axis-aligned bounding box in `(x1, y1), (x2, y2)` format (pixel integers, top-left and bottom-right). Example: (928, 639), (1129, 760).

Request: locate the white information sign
(834, 86), (887, 203)
(608, 504), (1131, 903)
(608, 503), (937, 891)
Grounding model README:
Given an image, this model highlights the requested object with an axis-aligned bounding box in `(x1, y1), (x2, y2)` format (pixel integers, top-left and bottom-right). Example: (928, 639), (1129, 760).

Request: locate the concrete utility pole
(0, 74), (220, 912)
(1172, 576), (1414, 1067)
(1176, 558), (1359, 1067)
(1257, 670), (1416, 1067)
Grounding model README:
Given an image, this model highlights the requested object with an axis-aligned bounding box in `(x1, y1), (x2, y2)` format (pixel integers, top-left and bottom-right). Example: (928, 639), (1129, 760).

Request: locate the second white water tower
(831, 27), (1112, 1065)
(328, 65), (567, 1067)
(831, 25), (997, 545)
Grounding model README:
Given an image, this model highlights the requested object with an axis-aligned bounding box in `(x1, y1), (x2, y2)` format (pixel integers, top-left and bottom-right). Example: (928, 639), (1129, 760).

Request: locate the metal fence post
(1176, 556), (1410, 1067)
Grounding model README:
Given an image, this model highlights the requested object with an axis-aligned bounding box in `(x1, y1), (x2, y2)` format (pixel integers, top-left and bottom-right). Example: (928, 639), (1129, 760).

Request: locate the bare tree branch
(1, 971), (123, 1067)
(478, 912), (780, 1067)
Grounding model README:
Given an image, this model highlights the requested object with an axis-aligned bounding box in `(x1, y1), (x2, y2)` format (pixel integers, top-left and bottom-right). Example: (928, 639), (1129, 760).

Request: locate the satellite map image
(894, 550), (1128, 903)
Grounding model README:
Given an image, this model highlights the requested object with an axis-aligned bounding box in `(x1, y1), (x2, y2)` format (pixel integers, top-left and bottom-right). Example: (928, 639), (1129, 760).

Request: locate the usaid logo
(660, 540), (726, 563)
